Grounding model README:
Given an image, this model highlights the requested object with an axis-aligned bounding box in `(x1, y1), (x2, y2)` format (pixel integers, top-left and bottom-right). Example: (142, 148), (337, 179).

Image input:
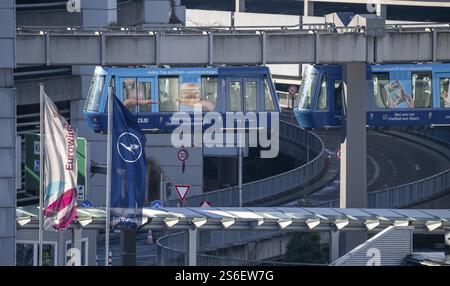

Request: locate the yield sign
(175, 184), (191, 203)
(200, 201), (212, 208)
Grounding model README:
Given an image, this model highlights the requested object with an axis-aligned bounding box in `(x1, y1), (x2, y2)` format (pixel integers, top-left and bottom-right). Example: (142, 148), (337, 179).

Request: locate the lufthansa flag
(111, 95), (147, 230)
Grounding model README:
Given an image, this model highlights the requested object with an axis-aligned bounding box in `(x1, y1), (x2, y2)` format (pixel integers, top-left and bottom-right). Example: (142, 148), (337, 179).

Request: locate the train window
(122, 78), (138, 112)
(316, 75), (327, 110)
(411, 72), (432, 108)
(264, 77), (276, 111)
(372, 73), (390, 108)
(244, 81), (257, 111)
(296, 72), (318, 109)
(138, 82), (152, 112)
(439, 78), (450, 108)
(201, 76), (217, 111)
(85, 75), (105, 112)
(159, 77), (179, 112)
(334, 80), (343, 109)
(229, 81), (242, 111)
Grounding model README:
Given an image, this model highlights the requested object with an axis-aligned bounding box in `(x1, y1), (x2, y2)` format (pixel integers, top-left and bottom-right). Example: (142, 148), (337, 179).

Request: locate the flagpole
(38, 83), (44, 266)
(105, 86), (113, 266)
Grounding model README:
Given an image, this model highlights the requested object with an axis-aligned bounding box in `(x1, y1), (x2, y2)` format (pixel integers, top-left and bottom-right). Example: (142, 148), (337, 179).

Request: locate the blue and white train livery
(293, 64), (450, 128)
(84, 66), (280, 133)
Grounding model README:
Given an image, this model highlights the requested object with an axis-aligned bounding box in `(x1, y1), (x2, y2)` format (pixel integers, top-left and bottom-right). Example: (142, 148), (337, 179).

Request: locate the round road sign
(335, 148), (341, 160)
(177, 149), (188, 162)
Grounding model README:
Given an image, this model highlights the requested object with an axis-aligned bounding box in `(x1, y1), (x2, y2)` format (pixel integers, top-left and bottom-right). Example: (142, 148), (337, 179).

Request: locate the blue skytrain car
(84, 66), (280, 133)
(293, 64), (450, 128)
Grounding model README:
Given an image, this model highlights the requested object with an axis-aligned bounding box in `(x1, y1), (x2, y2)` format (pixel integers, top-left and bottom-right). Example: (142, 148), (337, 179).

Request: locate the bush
(284, 232), (327, 264)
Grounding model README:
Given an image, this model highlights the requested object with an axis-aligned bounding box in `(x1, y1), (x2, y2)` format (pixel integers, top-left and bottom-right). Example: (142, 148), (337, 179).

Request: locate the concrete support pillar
(235, 0), (246, 13)
(185, 229), (197, 266)
(329, 230), (340, 263)
(340, 62), (367, 208)
(71, 66), (106, 206)
(120, 229), (136, 266)
(340, 63), (367, 253)
(81, 0), (117, 28)
(304, 0), (314, 17)
(71, 228), (83, 266)
(376, 3), (387, 18)
(0, 0), (16, 266)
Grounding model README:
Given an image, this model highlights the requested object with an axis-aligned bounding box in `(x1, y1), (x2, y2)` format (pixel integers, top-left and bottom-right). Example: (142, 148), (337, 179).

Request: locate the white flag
(42, 91), (78, 231)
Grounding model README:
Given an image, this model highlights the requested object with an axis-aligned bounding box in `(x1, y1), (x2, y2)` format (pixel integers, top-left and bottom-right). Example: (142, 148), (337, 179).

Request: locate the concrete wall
(70, 66), (106, 206)
(17, 0), (117, 28)
(145, 134), (203, 204)
(407, 189), (450, 209)
(186, 9), (232, 26)
(0, 0), (16, 266)
(203, 233), (290, 261)
(15, 76), (81, 106)
(118, 0), (186, 26)
(186, 9), (302, 28)
(16, 229), (97, 266)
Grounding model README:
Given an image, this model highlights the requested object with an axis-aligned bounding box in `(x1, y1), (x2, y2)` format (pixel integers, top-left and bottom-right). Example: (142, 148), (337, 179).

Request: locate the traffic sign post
(151, 200), (164, 208)
(177, 148), (188, 173)
(174, 184), (191, 206)
(80, 200), (93, 208)
(335, 147), (341, 161)
(200, 201), (212, 208)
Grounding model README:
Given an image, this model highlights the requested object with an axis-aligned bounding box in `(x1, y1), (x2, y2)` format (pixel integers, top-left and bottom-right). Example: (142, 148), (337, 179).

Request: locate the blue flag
(110, 95), (147, 230)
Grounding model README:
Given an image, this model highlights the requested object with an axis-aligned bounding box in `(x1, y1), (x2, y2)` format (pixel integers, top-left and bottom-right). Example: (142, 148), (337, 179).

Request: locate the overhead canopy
(16, 206), (450, 234)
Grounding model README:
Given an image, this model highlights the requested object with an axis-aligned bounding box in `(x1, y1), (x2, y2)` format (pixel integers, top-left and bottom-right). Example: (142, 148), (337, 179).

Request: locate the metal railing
(168, 121), (326, 207)
(407, 128), (450, 149)
(156, 231), (326, 266)
(156, 231), (186, 266)
(317, 169), (450, 208)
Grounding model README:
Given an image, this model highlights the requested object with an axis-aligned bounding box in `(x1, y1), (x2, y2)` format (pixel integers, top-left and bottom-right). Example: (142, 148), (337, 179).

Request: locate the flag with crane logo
(110, 95), (147, 230)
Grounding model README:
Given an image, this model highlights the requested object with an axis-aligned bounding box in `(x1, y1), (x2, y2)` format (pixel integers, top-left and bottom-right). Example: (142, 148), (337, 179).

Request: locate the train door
(137, 77), (158, 129)
(225, 76), (260, 113)
(312, 73), (328, 126)
(435, 73), (450, 109)
(118, 77), (157, 129)
(118, 77), (157, 112)
(329, 75), (343, 126)
(225, 76), (259, 151)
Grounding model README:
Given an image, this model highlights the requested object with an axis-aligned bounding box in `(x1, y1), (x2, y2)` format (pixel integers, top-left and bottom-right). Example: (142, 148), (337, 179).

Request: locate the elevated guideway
(14, 23), (450, 66)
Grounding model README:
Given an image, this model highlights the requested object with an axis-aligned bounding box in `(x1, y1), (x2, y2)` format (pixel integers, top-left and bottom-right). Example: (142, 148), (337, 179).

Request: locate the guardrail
(317, 169), (450, 208)
(156, 231), (186, 266)
(168, 121), (325, 207)
(156, 231), (325, 266)
(408, 128), (450, 148)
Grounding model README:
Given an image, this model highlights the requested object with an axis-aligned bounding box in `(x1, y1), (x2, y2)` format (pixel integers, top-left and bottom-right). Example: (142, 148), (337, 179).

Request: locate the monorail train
(293, 64), (450, 128)
(84, 66), (280, 133)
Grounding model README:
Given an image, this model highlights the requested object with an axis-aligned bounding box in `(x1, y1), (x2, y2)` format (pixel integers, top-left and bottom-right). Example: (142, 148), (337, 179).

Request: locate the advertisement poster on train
(383, 80), (414, 109)
(441, 78), (450, 108)
(179, 76), (201, 112)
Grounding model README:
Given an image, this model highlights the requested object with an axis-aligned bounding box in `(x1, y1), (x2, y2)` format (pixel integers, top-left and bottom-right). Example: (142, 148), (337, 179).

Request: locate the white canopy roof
(16, 206), (450, 234)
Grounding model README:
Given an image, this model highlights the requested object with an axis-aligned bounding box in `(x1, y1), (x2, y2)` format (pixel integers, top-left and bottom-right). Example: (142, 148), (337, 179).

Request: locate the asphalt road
(97, 231), (158, 266)
(307, 129), (450, 204)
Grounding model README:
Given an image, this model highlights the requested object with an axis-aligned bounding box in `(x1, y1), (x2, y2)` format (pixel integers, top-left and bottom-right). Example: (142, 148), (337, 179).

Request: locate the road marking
(367, 154), (380, 188)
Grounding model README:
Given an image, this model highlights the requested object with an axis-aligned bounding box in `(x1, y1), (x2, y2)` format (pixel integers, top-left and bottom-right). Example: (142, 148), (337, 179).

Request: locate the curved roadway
(306, 129), (449, 204)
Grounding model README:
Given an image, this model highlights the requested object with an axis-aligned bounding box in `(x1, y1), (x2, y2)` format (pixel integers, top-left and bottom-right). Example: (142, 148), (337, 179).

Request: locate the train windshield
(84, 75), (105, 112)
(296, 72), (318, 109)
